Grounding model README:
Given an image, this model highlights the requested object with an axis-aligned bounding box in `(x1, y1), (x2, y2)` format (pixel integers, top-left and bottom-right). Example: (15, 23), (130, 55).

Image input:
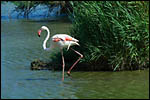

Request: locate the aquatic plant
(10, 1), (73, 18)
(70, 1), (149, 71)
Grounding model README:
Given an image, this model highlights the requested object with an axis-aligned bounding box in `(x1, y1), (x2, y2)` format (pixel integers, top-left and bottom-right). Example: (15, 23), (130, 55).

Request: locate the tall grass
(69, 1), (149, 71)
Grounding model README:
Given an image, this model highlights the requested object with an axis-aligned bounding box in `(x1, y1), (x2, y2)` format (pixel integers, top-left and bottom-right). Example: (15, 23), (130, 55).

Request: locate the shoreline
(31, 59), (149, 71)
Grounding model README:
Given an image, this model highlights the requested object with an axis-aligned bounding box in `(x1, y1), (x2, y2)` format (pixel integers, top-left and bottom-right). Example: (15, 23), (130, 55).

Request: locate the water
(1, 2), (149, 99)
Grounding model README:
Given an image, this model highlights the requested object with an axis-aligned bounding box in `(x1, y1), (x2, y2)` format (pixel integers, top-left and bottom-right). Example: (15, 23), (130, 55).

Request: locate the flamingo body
(50, 34), (79, 50)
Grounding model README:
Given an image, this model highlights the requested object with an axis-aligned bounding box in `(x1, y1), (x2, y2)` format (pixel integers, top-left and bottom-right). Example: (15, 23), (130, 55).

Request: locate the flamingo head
(38, 29), (41, 37)
(38, 26), (48, 37)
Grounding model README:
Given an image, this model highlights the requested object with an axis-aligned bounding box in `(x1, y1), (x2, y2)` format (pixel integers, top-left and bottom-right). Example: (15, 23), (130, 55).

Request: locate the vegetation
(69, 1), (149, 71)
(10, 1), (72, 18)
(6, 1), (149, 71)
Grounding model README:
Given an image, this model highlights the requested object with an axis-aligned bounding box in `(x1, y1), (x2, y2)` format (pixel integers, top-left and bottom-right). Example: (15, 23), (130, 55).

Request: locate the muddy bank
(31, 59), (112, 71)
(31, 59), (148, 71)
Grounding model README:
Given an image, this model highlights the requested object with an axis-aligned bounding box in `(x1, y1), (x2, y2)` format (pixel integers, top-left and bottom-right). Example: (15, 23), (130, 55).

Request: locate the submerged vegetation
(69, 1), (149, 71)
(7, 1), (149, 71)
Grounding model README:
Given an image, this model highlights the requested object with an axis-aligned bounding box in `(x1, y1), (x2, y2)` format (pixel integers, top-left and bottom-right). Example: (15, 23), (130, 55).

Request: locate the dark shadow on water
(24, 78), (49, 81)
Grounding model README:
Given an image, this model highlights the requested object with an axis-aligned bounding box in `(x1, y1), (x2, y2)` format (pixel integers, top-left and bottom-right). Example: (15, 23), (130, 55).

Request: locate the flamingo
(38, 26), (83, 81)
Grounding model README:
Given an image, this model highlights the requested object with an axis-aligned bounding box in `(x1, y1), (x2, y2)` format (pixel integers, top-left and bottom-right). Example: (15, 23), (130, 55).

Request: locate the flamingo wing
(52, 34), (79, 42)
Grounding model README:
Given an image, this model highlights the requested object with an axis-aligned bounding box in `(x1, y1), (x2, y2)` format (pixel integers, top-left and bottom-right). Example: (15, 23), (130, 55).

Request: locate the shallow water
(1, 2), (149, 99)
(1, 18), (149, 99)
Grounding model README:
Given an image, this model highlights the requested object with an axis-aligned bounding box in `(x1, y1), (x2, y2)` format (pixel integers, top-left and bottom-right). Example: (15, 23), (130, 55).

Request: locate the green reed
(69, 1), (149, 71)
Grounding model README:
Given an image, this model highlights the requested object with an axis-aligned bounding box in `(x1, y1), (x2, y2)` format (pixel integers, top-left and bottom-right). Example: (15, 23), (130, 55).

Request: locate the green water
(1, 19), (149, 99)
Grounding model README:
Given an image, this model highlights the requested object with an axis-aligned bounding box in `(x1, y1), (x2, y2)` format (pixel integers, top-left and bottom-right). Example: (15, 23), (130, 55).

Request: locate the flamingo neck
(43, 28), (50, 50)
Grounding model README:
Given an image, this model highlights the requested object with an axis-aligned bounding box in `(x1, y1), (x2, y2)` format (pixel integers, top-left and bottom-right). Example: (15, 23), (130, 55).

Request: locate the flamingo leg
(61, 49), (65, 81)
(67, 48), (83, 76)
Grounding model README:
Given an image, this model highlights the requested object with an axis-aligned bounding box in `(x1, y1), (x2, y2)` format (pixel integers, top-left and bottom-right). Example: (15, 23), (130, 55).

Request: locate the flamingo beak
(38, 29), (42, 37)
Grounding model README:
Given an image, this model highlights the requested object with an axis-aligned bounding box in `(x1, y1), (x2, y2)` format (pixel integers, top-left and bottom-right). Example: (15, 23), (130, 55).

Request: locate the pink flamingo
(38, 26), (83, 81)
